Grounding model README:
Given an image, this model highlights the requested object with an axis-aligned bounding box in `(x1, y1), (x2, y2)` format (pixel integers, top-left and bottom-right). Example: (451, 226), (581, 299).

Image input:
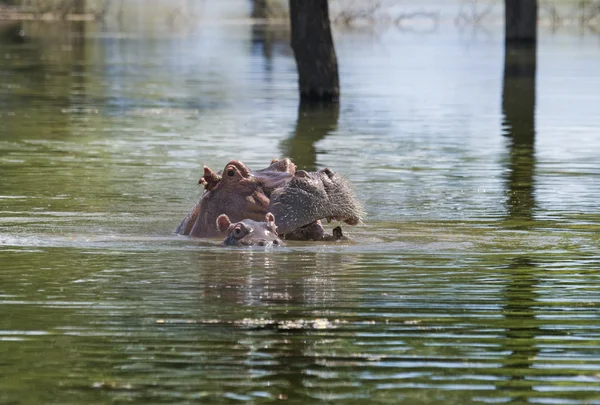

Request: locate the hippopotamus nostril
(321, 168), (335, 179)
(257, 239), (268, 246)
(295, 170), (309, 178)
(272, 239), (280, 246)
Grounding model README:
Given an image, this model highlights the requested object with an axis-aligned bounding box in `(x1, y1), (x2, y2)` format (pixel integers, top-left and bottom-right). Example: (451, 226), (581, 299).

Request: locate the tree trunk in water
(288, 0), (339, 102)
(505, 0), (537, 43)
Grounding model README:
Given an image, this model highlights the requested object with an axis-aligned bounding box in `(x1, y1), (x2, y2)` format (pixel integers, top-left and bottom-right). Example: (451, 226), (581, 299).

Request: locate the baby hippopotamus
(217, 212), (284, 247)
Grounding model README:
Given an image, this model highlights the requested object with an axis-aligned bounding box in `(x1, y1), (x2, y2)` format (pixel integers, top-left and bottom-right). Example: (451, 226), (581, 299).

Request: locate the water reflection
(502, 42), (537, 222)
(498, 256), (539, 401)
(251, 23), (290, 80)
(187, 249), (360, 401)
(191, 249), (354, 310)
(249, 0), (268, 19)
(0, 21), (26, 44)
(0, 22), (87, 128)
(281, 102), (340, 171)
(70, 22), (86, 114)
(500, 42), (539, 401)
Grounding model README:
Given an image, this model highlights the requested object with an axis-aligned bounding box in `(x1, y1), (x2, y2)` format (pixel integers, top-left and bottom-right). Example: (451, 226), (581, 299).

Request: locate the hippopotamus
(176, 158), (362, 241)
(217, 213), (284, 247)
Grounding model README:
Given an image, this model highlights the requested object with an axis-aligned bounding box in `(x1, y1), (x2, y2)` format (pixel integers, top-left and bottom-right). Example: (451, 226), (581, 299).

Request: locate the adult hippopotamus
(176, 158), (362, 241)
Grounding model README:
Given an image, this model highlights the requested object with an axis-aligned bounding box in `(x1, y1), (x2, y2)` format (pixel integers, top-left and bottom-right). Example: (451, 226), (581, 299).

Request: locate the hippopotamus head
(217, 212), (284, 247)
(176, 159), (294, 238)
(176, 158), (362, 240)
(270, 168), (362, 235)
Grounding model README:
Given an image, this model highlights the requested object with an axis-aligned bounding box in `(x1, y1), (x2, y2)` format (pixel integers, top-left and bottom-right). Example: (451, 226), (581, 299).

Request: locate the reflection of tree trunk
(250, 16), (273, 71)
(500, 41), (539, 393)
(288, 0), (339, 102)
(70, 21), (86, 114)
(505, 0), (537, 43)
(281, 102), (339, 171)
(0, 21), (25, 43)
(498, 257), (539, 397)
(502, 43), (537, 221)
(73, 0), (85, 14)
(250, 0), (268, 19)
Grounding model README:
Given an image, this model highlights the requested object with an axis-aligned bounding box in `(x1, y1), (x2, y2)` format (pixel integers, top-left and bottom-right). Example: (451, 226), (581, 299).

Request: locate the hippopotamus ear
(265, 212), (276, 224)
(265, 213), (278, 232)
(216, 214), (232, 233)
(198, 166), (221, 191)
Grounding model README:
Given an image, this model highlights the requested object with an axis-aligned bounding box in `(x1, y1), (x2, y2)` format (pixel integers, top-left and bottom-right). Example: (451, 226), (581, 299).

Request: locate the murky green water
(1, 8), (600, 405)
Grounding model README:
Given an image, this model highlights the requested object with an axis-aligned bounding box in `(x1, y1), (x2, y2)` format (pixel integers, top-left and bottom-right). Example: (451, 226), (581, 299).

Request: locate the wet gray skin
(283, 223), (348, 241)
(176, 158), (362, 240)
(216, 213), (284, 247)
(270, 169), (362, 235)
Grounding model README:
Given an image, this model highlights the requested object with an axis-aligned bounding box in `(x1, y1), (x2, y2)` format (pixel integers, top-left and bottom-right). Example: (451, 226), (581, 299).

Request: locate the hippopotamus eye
(234, 227), (243, 237)
(227, 170), (235, 177)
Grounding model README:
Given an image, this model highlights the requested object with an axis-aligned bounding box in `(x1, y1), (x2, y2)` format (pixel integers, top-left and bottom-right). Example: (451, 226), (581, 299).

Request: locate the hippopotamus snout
(256, 238), (282, 247)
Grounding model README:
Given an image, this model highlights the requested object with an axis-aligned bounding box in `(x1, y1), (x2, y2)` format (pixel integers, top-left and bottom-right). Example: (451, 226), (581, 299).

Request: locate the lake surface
(1, 5), (600, 404)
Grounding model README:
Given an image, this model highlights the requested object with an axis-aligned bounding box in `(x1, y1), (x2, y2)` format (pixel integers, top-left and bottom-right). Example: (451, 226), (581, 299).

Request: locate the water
(1, 5), (600, 404)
